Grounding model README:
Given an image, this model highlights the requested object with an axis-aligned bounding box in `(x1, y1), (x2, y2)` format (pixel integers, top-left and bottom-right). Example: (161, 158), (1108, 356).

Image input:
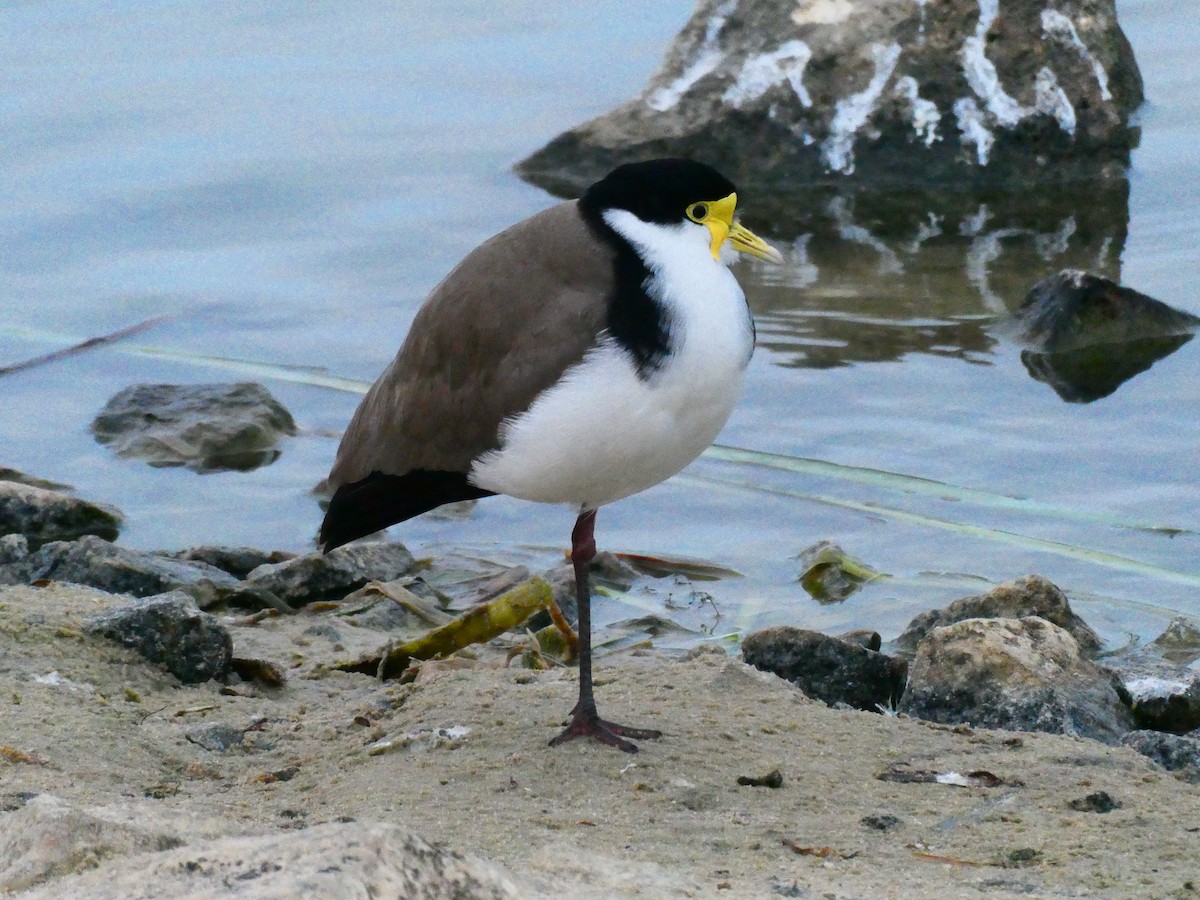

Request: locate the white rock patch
(1042, 9), (1112, 101)
(961, 0), (1026, 126)
(1035, 66), (1077, 136)
(822, 42), (902, 174)
(953, 96), (995, 165)
(894, 75), (942, 146)
(646, 0), (737, 111)
(723, 40), (814, 107)
(791, 0), (856, 26)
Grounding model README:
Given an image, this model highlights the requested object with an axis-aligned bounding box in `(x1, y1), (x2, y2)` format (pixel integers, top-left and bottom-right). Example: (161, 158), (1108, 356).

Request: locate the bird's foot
(549, 707), (662, 753)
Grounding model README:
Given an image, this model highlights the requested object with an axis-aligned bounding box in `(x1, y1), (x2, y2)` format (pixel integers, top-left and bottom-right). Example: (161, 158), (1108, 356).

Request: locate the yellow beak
(702, 193), (784, 264)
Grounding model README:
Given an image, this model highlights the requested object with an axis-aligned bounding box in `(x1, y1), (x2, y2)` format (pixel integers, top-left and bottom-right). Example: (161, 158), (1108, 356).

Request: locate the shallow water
(2, 1), (1196, 648)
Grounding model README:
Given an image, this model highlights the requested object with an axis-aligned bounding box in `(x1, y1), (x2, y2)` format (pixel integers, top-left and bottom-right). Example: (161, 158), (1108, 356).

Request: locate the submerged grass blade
(683, 472), (1200, 590)
(704, 444), (1193, 538)
(0, 325), (373, 394)
(0, 316), (172, 377)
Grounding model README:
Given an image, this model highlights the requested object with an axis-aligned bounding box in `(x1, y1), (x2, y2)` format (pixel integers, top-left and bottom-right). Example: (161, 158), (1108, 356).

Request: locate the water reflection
(736, 179), (1180, 400)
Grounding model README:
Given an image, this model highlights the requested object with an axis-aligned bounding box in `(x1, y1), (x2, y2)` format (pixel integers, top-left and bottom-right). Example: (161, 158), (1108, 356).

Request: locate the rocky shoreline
(3, 461), (1200, 897)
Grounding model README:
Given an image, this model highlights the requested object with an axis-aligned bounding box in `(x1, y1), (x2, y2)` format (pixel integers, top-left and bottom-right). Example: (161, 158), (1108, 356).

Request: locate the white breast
(469, 211), (755, 510)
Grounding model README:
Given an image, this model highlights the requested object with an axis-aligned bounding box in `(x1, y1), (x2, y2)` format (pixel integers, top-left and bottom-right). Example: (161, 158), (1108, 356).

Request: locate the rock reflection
(740, 181), (1130, 375)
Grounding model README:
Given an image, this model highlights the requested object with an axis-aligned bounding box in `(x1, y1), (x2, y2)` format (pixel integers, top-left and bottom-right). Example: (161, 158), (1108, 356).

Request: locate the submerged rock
(899, 616), (1135, 743)
(245, 542), (416, 608)
(84, 591), (232, 683)
(0, 480), (122, 549)
(796, 540), (883, 604)
(518, 0), (1142, 197)
(91, 382), (297, 473)
(895, 574), (1101, 656)
(741, 626), (907, 711)
(1014, 270), (1199, 402)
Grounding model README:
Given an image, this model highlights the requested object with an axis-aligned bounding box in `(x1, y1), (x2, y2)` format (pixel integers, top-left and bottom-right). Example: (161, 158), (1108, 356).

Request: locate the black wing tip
(318, 469), (495, 553)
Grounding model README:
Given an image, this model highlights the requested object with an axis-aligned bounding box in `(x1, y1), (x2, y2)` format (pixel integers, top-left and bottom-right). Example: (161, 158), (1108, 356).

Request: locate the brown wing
(319, 201), (613, 549)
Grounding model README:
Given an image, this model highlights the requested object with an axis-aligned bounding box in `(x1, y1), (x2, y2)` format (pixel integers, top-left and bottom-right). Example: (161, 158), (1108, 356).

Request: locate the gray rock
(0, 480), (122, 549)
(517, 0), (1142, 196)
(0, 534), (31, 585)
(895, 574), (1101, 656)
(899, 616), (1135, 744)
(741, 626), (907, 711)
(1014, 270), (1199, 403)
(83, 591), (232, 683)
(14, 820), (524, 899)
(162, 545), (296, 579)
(184, 722), (247, 752)
(1122, 675), (1200, 735)
(1099, 633), (1200, 739)
(1120, 730), (1200, 783)
(246, 542), (416, 607)
(16, 535), (276, 610)
(91, 382), (296, 473)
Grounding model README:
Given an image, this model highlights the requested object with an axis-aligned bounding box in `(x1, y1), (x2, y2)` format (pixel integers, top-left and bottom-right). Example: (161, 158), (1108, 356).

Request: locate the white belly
(469, 337), (747, 509)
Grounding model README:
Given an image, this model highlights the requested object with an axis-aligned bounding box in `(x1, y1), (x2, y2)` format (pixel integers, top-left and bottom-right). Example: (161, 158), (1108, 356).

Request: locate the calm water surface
(2, 1), (1196, 648)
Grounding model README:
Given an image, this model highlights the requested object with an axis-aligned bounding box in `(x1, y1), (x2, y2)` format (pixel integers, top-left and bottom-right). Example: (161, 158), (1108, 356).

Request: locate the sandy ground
(2, 581), (1199, 899)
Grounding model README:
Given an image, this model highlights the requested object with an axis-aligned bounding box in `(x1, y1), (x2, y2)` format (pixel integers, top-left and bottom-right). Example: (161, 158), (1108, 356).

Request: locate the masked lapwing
(319, 158), (782, 752)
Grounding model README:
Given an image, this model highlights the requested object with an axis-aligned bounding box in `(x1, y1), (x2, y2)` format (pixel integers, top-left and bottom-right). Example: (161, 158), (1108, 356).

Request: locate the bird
(319, 158), (782, 752)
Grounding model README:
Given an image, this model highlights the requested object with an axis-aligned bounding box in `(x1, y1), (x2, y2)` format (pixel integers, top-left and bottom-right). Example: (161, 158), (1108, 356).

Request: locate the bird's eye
(686, 203), (708, 222)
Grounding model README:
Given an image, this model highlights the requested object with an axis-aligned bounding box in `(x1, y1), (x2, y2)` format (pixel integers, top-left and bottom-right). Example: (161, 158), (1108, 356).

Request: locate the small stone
(246, 543), (416, 607)
(1067, 790), (1121, 813)
(185, 723), (247, 753)
(84, 591), (232, 683)
(736, 769), (783, 788)
(165, 546), (296, 579)
(860, 814), (901, 831)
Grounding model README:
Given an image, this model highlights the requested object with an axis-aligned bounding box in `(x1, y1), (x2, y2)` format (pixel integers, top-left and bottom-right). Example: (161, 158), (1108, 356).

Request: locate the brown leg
(549, 509), (662, 753)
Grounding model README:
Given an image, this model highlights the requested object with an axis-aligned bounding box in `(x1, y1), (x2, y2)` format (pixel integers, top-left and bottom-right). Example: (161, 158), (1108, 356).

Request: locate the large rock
(0, 480), (122, 549)
(91, 382), (297, 473)
(895, 574), (1101, 656)
(13, 819), (523, 899)
(83, 591), (232, 683)
(518, 0), (1142, 197)
(899, 616), (1135, 743)
(0, 795), (184, 894)
(742, 626), (907, 711)
(1014, 270), (1200, 402)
